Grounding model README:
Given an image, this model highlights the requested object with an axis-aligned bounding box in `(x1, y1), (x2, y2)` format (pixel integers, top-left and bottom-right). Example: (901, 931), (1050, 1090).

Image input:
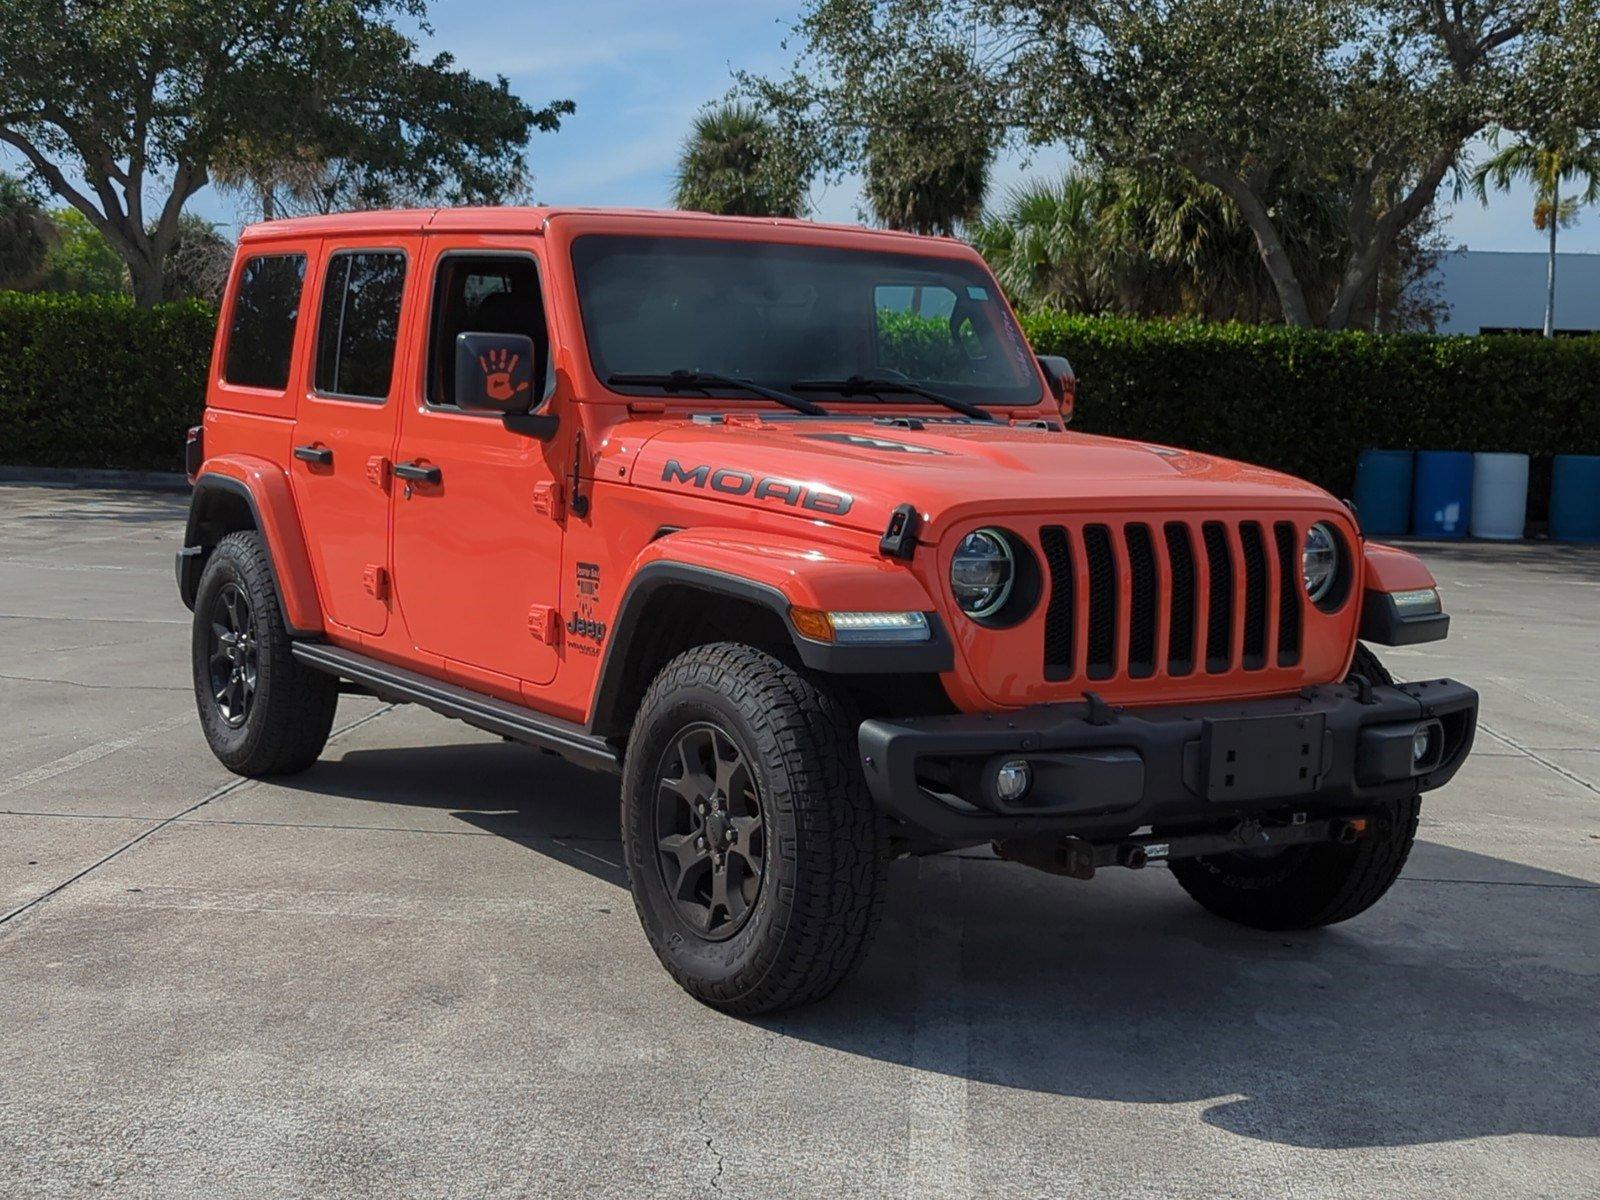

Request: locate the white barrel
(1470, 452), (1529, 540)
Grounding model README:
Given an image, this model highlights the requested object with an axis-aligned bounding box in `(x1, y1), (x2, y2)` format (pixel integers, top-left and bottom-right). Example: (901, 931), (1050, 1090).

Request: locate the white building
(1433, 249), (1600, 335)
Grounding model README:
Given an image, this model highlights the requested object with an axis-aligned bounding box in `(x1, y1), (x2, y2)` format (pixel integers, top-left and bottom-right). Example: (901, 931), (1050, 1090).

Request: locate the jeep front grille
(1040, 517), (1307, 682)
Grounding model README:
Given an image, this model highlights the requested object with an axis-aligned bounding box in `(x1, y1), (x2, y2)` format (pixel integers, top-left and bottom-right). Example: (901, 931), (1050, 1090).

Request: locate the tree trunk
(1191, 165), (1314, 326)
(1545, 194), (1557, 338)
(129, 260), (166, 307)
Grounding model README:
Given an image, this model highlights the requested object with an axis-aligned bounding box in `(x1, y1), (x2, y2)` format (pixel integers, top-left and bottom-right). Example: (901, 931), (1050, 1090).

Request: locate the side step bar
(291, 642), (621, 775)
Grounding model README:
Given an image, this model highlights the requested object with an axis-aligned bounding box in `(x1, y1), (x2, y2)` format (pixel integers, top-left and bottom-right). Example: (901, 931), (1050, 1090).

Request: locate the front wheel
(1167, 645), (1420, 930)
(621, 643), (885, 1015)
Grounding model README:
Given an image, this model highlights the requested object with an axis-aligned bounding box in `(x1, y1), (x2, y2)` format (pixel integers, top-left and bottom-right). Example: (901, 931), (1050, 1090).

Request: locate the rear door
(388, 242), (566, 688)
(291, 238), (417, 636)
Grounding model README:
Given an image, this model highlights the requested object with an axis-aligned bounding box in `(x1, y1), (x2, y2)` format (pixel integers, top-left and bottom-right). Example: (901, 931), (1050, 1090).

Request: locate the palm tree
(0, 171), (56, 289)
(970, 171), (1114, 310)
(1471, 129), (1600, 337)
(672, 103), (808, 218)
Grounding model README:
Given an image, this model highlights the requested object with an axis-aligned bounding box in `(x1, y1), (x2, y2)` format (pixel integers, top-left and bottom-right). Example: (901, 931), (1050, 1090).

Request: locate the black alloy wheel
(653, 723), (767, 940)
(207, 581), (258, 728)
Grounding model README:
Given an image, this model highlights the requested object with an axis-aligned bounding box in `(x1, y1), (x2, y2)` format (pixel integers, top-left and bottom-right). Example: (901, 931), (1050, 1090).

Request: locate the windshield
(571, 234), (1042, 407)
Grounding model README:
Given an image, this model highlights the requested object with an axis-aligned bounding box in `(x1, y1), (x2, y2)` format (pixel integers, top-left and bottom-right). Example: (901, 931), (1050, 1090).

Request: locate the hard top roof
(236, 205), (951, 245)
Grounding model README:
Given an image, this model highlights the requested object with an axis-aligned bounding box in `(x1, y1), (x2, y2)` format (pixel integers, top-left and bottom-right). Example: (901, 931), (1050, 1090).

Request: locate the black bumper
(858, 678), (1478, 844)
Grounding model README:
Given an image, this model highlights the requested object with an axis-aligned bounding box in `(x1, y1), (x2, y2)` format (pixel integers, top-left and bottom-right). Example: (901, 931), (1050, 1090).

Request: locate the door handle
(393, 461), (442, 485)
(293, 444), (333, 466)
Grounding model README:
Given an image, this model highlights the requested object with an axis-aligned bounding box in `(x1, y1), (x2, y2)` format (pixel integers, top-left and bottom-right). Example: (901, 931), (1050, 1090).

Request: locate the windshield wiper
(792, 375), (995, 422)
(606, 370), (827, 416)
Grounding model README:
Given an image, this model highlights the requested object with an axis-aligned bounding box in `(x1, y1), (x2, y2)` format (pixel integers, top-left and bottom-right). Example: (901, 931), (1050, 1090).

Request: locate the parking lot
(1, 480), (1596, 1199)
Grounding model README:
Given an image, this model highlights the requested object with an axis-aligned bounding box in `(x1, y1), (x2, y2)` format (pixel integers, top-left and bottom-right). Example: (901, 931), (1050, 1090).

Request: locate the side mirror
(1037, 354), (1076, 424)
(455, 332), (537, 414)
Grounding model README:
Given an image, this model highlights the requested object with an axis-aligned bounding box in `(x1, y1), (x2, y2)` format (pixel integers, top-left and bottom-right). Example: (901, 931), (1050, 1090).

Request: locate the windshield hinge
(880, 503), (920, 560)
(569, 431), (590, 519)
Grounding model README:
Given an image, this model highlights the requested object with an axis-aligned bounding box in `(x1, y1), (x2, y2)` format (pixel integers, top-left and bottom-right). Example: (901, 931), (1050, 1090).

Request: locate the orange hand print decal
(479, 347), (531, 403)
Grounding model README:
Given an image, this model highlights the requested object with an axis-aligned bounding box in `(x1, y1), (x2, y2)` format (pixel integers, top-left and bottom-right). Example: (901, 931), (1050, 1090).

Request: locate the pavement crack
(1479, 722), (1600, 798)
(0, 703), (398, 929)
(696, 1083), (726, 1192)
(0, 671), (186, 692)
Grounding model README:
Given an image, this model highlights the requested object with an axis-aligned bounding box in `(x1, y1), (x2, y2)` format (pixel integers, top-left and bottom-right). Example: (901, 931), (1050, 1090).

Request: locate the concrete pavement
(2, 483), (1596, 1198)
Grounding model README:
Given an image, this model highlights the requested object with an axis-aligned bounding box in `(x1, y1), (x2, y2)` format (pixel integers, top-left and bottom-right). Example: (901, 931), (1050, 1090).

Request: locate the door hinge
(363, 564), (389, 602)
(533, 481), (565, 520)
(527, 604), (561, 645)
(366, 455), (392, 488)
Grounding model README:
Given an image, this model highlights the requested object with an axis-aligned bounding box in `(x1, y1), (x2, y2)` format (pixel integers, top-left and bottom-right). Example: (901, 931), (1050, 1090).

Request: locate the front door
(389, 244), (566, 687)
(291, 238), (416, 636)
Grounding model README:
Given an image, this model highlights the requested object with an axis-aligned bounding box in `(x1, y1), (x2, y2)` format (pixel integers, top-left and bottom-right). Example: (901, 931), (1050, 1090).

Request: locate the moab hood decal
(623, 418), (1336, 538)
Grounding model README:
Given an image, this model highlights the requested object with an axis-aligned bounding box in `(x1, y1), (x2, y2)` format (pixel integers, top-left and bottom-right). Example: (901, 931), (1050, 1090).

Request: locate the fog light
(1412, 726), (1434, 766)
(994, 758), (1033, 804)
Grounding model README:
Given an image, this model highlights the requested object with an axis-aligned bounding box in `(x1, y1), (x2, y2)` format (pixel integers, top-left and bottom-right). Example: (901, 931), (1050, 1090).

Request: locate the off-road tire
(191, 531), (338, 776)
(1168, 645), (1420, 930)
(622, 642), (886, 1015)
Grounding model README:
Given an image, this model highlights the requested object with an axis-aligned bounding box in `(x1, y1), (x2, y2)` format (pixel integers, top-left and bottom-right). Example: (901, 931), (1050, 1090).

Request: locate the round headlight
(1302, 522), (1340, 604)
(951, 528), (1015, 618)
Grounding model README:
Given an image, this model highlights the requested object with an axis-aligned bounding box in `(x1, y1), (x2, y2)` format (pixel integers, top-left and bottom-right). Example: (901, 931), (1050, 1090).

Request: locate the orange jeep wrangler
(178, 207), (1478, 1013)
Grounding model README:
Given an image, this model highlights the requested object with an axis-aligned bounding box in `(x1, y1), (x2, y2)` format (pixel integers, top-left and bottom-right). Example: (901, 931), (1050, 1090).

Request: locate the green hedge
(1020, 311), (1600, 501)
(2, 293), (1597, 494)
(0, 292), (214, 472)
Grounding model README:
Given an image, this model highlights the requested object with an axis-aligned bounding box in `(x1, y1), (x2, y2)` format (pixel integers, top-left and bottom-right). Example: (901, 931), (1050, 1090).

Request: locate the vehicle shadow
(296, 737), (1600, 1152)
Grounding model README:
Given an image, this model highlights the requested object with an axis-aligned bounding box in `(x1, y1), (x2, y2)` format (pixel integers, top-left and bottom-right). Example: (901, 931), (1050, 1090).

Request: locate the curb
(0, 465), (189, 493)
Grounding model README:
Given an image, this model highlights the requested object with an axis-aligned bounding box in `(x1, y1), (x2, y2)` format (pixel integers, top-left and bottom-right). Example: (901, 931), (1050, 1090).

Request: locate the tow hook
(1331, 817), (1368, 844)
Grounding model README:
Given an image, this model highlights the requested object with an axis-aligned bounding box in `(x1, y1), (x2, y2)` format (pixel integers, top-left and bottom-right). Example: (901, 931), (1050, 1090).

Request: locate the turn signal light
(788, 607), (931, 644)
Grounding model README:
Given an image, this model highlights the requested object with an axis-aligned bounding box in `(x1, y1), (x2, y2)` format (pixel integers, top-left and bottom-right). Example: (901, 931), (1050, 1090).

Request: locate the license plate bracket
(1202, 712), (1328, 802)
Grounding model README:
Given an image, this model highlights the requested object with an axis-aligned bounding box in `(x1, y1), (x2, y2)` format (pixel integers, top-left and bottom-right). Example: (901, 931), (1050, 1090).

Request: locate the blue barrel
(1550, 454), (1600, 542)
(1353, 449), (1413, 535)
(1412, 450), (1473, 538)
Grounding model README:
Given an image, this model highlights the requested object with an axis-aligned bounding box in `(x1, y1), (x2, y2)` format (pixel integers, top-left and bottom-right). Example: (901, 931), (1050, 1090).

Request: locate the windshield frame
(567, 229), (1047, 411)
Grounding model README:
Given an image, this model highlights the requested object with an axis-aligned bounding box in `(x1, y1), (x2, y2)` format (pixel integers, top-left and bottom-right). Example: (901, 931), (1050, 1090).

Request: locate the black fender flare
(586, 561), (953, 737)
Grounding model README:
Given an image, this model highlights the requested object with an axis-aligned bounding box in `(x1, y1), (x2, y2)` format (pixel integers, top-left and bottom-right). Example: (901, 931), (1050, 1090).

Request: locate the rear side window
(314, 251), (408, 401)
(223, 254), (307, 389)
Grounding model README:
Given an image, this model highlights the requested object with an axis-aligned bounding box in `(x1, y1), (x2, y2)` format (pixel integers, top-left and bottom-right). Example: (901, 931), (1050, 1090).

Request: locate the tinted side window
(314, 251), (408, 400)
(223, 254), (307, 389)
(426, 255), (549, 409)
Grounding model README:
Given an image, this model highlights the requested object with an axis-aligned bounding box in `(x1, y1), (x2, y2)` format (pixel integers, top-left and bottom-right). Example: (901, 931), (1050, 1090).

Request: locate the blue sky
(2, 0), (1591, 255)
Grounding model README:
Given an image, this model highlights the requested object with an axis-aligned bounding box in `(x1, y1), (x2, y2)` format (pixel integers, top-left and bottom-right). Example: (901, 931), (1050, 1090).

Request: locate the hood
(615, 416), (1338, 540)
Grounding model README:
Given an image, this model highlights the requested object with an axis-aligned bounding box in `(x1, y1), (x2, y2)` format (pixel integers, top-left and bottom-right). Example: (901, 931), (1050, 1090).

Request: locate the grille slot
(1202, 521), (1233, 673)
(1240, 521), (1268, 669)
(1125, 524), (1158, 678)
(1274, 521), (1302, 665)
(1163, 522), (1196, 675)
(1083, 524), (1117, 680)
(1040, 525), (1075, 680)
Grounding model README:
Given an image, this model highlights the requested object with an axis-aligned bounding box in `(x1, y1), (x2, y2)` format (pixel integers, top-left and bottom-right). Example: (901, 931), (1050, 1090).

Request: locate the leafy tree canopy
(36, 209), (128, 296)
(0, 171), (55, 289)
(750, 0), (1600, 328)
(0, 0), (573, 304)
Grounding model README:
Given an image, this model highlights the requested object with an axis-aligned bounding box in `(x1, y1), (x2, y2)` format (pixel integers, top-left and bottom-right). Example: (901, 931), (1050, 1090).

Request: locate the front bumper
(858, 677), (1477, 844)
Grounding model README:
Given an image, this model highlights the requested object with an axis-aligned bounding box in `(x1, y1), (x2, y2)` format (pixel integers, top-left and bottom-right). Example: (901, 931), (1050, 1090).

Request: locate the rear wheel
(621, 643), (885, 1015)
(1168, 645), (1420, 930)
(191, 531), (338, 776)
